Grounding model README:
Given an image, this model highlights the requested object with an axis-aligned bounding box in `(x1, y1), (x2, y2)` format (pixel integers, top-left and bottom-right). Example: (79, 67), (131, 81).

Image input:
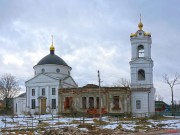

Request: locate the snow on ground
(101, 123), (119, 129)
(148, 117), (180, 130)
(79, 128), (89, 131)
(0, 114), (180, 134)
(121, 123), (136, 131)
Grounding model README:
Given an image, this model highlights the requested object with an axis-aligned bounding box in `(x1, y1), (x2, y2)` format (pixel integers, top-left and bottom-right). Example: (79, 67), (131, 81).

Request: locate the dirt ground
(43, 127), (180, 135)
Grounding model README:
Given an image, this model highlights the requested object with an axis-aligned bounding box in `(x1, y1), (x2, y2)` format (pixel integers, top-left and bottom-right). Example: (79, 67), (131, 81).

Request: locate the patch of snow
(0, 114), (180, 134)
(79, 128), (88, 131)
(102, 124), (118, 129)
(85, 120), (94, 124)
(122, 123), (135, 131)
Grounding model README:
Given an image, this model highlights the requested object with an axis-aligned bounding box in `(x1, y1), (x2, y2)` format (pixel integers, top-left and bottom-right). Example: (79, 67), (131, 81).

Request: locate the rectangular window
(52, 88), (56, 95)
(16, 103), (17, 112)
(42, 88), (45, 96)
(32, 89), (35, 96)
(31, 99), (35, 109)
(82, 97), (87, 109)
(96, 97), (99, 109)
(136, 100), (141, 109)
(89, 97), (94, 109)
(113, 96), (120, 109)
(52, 99), (56, 109)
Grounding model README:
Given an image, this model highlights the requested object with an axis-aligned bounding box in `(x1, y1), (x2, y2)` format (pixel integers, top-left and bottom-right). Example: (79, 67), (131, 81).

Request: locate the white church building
(25, 41), (77, 114)
(14, 19), (155, 116)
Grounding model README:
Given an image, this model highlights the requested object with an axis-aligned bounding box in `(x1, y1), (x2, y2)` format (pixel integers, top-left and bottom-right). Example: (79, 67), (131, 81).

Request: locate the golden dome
(138, 21), (143, 30)
(50, 44), (55, 51)
(50, 35), (55, 51)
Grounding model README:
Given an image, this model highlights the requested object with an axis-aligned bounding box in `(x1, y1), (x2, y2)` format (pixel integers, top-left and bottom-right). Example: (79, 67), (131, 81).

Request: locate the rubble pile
(43, 127), (127, 135)
(43, 127), (86, 135)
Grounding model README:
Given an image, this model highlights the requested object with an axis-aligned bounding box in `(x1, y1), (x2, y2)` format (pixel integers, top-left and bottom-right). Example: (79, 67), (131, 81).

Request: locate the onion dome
(138, 21), (143, 30)
(50, 44), (55, 51)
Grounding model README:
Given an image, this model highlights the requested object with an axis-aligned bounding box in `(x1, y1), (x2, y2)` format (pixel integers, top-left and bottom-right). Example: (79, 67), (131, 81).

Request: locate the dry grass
(93, 118), (109, 125)
(78, 123), (96, 130)
(37, 122), (49, 127)
(55, 122), (65, 125)
(1, 128), (47, 135)
(1, 129), (34, 135)
(70, 120), (81, 124)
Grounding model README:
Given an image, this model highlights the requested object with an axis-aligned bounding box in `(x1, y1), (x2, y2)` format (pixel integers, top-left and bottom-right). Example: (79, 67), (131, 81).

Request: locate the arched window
(138, 45), (144, 57)
(138, 69), (145, 80)
(136, 100), (141, 109)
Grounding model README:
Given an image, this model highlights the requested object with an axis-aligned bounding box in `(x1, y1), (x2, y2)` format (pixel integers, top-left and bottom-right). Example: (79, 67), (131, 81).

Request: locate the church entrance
(40, 97), (46, 114)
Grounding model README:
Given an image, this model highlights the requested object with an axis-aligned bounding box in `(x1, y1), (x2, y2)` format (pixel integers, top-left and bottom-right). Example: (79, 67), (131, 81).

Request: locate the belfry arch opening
(138, 69), (145, 80)
(138, 45), (144, 57)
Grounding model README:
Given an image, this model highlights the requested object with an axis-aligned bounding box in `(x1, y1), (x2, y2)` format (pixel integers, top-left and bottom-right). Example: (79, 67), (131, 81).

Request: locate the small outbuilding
(13, 93), (26, 115)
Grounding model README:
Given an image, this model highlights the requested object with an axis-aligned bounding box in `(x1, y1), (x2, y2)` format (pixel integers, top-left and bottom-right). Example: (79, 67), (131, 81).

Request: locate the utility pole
(98, 70), (102, 125)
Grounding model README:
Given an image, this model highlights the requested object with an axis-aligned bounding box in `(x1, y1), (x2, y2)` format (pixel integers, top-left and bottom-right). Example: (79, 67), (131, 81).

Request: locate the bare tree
(0, 74), (20, 99)
(155, 94), (164, 101)
(178, 100), (180, 111)
(113, 78), (130, 87)
(163, 73), (180, 114)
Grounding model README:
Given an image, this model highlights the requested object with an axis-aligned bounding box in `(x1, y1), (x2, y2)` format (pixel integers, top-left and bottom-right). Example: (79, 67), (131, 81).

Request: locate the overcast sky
(0, 0), (180, 104)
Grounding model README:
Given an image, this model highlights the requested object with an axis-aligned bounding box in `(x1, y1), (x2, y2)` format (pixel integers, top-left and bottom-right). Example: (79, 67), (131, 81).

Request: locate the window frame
(113, 96), (120, 109)
(138, 69), (145, 80)
(16, 103), (17, 112)
(138, 45), (144, 58)
(52, 99), (56, 109)
(96, 97), (99, 109)
(136, 100), (141, 109)
(56, 69), (60, 73)
(32, 89), (35, 96)
(82, 97), (87, 109)
(52, 88), (56, 95)
(89, 97), (94, 109)
(42, 88), (45, 96)
(31, 99), (36, 109)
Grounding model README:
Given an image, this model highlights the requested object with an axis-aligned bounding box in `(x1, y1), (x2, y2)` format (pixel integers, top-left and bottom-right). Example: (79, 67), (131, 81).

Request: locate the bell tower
(130, 17), (155, 116)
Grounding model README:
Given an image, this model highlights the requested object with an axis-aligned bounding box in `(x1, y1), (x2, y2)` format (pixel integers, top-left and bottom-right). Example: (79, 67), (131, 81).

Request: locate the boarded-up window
(138, 69), (145, 80)
(64, 97), (72, 109)
(89, 97), (94, 109)
(82, 97), (86, 109)
(113, 96), (119, 109)
(136, 100), (141, 109)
